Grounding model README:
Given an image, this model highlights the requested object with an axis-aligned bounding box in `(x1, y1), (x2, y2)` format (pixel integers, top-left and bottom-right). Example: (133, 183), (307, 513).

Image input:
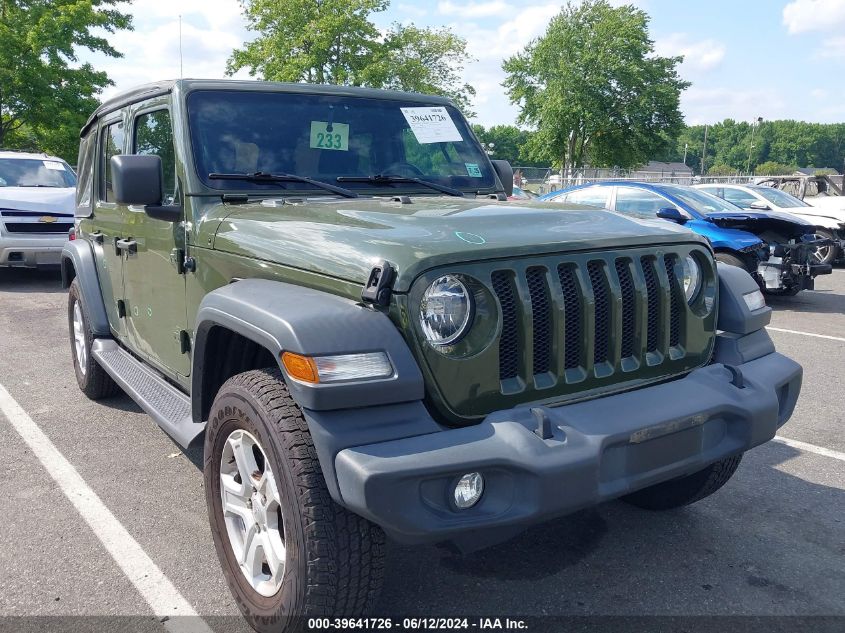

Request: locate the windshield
(186, 90), (496, 194)
(0, 158), (77, 188)
(755, 186), (810, 208)
(661, 185), (742, 215)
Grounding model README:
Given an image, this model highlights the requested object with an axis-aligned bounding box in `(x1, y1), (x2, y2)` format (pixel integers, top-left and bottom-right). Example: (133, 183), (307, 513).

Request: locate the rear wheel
(205, 368), (385, 632)
(68, 279), (119, 400)
(622, 454), (743, 510)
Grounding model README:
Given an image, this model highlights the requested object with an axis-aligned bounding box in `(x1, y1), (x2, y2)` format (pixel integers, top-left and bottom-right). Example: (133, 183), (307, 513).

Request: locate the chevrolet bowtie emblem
(39, 216), (57, 223)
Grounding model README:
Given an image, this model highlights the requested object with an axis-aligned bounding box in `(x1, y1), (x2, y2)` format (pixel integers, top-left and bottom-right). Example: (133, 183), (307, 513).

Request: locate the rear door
(92, 114), (129, 339)
(121, 101), (190, 378)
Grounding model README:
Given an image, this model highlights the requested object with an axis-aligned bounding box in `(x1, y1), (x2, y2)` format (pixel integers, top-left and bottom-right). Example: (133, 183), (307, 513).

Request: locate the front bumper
(332, 351), (801, 545)
(0, 233), (66, 267)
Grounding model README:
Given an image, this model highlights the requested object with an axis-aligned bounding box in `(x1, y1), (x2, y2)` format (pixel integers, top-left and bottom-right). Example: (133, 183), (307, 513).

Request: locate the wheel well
(61, 256), (76, 289)
(198, 326), (278, 422)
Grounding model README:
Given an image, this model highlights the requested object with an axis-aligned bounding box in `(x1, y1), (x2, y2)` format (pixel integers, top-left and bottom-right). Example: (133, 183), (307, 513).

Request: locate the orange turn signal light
(281, 352), (319, 384)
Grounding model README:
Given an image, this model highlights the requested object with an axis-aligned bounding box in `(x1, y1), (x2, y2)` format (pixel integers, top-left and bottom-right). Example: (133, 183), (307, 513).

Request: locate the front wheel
(621, 454), (743, 510)
(812, 229), (838, 265)
(205, 369), (385, 632)
(714, 252), (750, 272)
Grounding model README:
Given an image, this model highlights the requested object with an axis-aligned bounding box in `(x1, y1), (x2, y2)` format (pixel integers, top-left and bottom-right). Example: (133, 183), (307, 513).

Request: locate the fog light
(453, 472), (484, 509)
(743, 289), (766, 311)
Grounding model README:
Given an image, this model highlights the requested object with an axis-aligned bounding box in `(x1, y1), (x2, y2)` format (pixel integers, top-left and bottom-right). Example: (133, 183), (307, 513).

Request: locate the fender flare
(192, 279), (424, 421)
(716, 262), (771, 335)
(61, 240), (110, 336)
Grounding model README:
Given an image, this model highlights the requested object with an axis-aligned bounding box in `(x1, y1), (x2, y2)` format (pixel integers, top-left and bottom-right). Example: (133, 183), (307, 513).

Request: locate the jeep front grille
(411, 244), (716, 421)
(490, 252), (689, 387)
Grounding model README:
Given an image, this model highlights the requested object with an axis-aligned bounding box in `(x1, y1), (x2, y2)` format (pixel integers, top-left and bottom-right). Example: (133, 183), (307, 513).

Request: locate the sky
(83, 0), (845, 128)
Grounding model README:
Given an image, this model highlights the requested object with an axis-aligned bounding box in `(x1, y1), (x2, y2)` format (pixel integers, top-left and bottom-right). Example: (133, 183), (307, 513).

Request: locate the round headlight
(419, 275), (472, 346)
(681, 255), (702, 303)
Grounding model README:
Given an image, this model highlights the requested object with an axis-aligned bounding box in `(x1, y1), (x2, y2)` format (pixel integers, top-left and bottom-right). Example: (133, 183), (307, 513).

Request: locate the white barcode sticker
(400, 107), (462, 144)
(43, 161), (65, 171)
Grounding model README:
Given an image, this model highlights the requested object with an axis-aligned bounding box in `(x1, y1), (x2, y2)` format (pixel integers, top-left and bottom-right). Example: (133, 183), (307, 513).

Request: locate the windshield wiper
(336, 174), (464, 197)
(208, 172), (358, 198)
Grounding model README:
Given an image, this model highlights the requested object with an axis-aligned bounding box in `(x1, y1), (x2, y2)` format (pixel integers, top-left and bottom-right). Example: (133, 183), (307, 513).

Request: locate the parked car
(541, 181), (830, 295)
(63, 80), (802, 629)
(693, 183), (845, 265)
(0, 150), (76, 267)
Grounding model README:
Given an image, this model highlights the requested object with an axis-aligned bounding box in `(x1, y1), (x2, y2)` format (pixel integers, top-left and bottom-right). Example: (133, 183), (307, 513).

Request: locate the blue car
(541, 181), (828, 295)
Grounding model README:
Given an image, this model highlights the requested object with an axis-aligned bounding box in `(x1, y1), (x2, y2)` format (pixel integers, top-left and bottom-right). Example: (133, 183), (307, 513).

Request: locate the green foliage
(502, 0), (688, 172)
(471, 124), (546, 166)
(228, 0), (475, 114)
(755, 161), (797, 176)
(705, 163), (735, 177)
(662, 120), (845, 175)
(0, 0), (132, 161)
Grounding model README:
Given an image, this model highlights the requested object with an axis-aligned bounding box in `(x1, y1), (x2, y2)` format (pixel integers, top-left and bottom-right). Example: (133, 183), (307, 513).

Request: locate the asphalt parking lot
(0, 266), (843, 632)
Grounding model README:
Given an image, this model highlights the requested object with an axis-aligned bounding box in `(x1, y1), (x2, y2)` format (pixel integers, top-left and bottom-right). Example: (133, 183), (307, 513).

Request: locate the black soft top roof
(80, 79), (452, 137)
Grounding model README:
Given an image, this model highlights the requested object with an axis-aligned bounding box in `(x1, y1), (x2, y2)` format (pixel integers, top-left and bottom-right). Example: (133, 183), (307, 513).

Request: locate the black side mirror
(749, 201), (770, 210)
(490, 159), (513, 197)
(656, 207), (687, 224)
(110, 155), (182, 222)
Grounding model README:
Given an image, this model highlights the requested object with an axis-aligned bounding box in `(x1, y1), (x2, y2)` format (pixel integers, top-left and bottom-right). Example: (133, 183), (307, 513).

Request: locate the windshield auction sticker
(309, 121), (349, 151)
(43, 160), (66, 170)
(400, 107), (463, 144)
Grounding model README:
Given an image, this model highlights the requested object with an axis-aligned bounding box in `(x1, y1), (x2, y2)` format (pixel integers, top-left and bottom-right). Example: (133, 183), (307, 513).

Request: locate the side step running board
(91, 339), (205, 448)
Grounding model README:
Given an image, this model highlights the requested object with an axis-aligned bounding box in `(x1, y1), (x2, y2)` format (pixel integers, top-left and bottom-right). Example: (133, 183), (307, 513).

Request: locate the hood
(797, 197), (845, 222)
(0, 187), (75, 216)
(211, 197), (704, 291)
(704, 211), (818, 240)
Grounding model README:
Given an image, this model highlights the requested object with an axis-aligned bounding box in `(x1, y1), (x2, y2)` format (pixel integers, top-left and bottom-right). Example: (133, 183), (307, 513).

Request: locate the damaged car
(541, 181), (831, 296)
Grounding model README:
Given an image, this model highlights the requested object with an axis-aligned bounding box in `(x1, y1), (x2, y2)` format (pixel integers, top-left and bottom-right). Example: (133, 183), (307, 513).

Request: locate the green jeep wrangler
(62, 80), (802, 630)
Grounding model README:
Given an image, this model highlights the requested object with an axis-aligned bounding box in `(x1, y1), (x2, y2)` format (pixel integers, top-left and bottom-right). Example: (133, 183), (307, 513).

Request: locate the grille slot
(526, 267), (551, 375)
(492, 271), (519, 380)
(588, 261), (610, 364)
(557, 264), (582, 370)
(615, 260), (636, 359)
(664, 255), (682, 347)
(2, 222), (73, 234)
(641, 256), (660, 353)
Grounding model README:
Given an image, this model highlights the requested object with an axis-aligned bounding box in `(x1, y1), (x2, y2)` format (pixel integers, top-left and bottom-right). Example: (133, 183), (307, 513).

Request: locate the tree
(502, 0), (688, 174)
(228, 0), (475, 113)
(471, 124), (546, 166)
(0, 1), (132, 160)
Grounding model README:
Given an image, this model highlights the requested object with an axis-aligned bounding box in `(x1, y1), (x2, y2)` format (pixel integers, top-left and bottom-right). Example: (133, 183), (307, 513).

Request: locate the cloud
(437, 1), (509, 18)
(783, 0), (845, 34)
(681, 87), (786, 125)
(654, 33), (726, 71)
(815, 35), (845, 58)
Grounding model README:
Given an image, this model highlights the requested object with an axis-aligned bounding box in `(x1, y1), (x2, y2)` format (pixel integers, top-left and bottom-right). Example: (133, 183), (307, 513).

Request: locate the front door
(93, 115), (129, 339)
(121, 104), (190, 378)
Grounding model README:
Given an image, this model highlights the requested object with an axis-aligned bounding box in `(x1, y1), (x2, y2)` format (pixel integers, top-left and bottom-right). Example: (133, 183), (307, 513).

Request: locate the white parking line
(0, 382), (213, 633)
(767, 326), (845, 343)
(774, 435), (845, 462)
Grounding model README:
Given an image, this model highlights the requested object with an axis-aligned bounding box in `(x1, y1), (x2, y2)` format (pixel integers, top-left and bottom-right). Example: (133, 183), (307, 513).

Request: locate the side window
(134, 110), (177, 205)
(722, 188), (758, 208)
(614, 188), (670, 217)
(100, 120), (125, 202)
(76, 130), (96, 216)
(563, 188), (610, 208)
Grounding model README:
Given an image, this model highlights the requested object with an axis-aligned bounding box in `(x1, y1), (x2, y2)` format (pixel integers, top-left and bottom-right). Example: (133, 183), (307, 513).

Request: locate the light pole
(682, 143), (688, 166)
(746, 116), (763, 175)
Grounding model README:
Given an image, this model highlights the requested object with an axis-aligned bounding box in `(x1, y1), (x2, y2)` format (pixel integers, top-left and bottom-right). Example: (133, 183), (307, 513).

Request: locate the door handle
(115, 238), (137, 255)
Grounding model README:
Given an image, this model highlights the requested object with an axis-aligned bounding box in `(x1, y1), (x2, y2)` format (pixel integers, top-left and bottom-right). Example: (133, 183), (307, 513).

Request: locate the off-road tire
(67, 279), (119, 400)
(621, 454), (743, 511)
(714, 252), (749, 271)
(205, 368), (385, 633)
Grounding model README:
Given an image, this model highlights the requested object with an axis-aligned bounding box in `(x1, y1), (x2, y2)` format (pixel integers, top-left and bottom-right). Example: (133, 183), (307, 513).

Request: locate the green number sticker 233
(309, 121), (349, 151)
